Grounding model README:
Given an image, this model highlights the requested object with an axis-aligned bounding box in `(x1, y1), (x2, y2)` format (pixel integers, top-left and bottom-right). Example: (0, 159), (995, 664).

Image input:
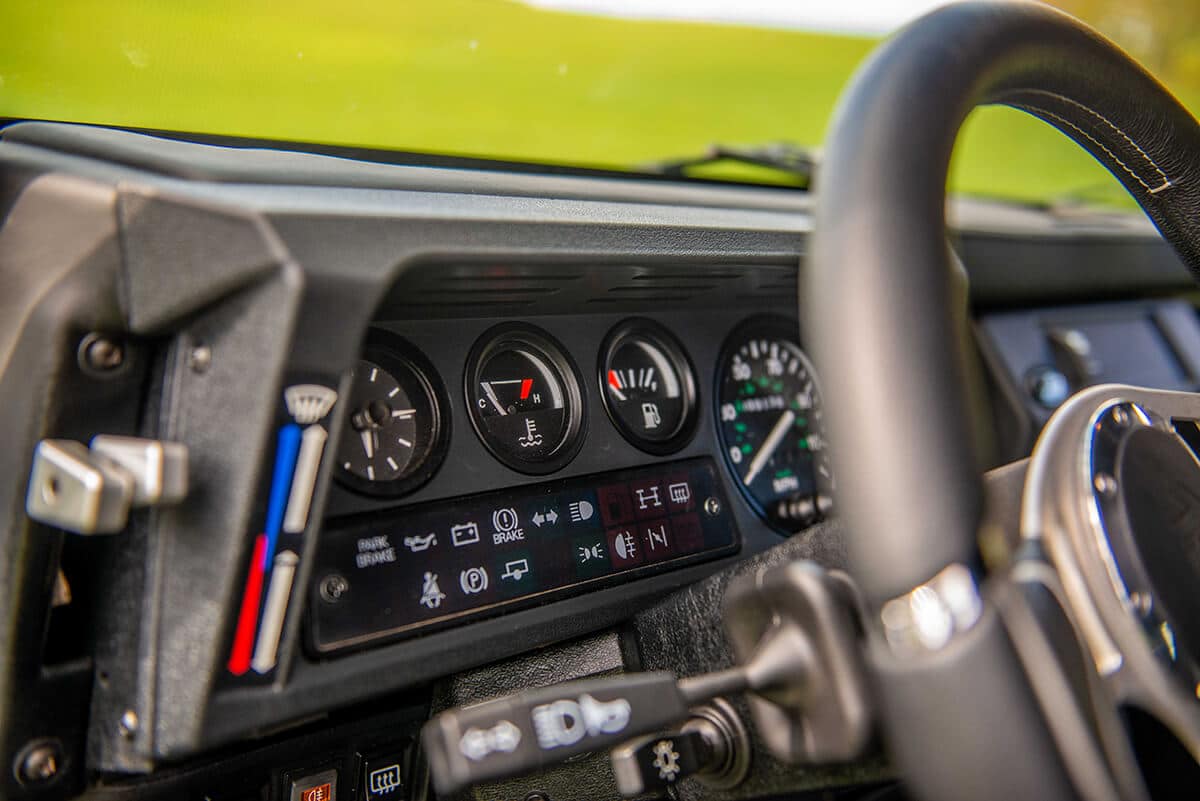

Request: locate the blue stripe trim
(263, 423), (302, 569)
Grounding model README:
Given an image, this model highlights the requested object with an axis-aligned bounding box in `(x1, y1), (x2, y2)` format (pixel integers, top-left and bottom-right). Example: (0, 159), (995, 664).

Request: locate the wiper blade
(642, 141), (817, 188)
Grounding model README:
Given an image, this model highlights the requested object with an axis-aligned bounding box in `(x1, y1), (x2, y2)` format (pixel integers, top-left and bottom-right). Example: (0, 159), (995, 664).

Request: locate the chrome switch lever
(26, 436), (189, 535)
(90, 435), (188, 507)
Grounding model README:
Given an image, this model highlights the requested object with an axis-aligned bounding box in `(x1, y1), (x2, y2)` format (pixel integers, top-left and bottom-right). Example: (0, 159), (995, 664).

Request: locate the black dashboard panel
(1, 123), (1196, 787)
(312, 457), (737, 652)
(293, 257), (816, 661)
(309, 275), (805, 652)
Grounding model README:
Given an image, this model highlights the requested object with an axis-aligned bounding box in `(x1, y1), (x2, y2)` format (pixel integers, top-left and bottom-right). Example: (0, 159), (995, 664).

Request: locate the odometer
(716, 318), (833, 532)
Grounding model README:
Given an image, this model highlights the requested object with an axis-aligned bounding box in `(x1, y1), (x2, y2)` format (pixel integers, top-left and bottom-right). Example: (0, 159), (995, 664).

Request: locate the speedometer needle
(743, 409), (795, 487)
(360, 429), (375, 460)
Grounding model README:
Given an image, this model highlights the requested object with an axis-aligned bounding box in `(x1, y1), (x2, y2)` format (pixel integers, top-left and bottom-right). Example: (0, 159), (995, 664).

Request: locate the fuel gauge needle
(607, 370), (628, 401)
(743, 409), (795, 487)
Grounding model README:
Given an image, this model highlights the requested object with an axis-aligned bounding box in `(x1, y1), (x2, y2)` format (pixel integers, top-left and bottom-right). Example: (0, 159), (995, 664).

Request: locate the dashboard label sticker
(568, 499), (594, 522)
(491, 508), (524, 543)
(355, 535), (397, 568)
(501, 559), (531, 582)
(459, 566), (490, 595)
(403, 533), (437, 552)
(451, 521), (481, 547)
(419, 572), (446, 609)
(367, 764), (403, 797)
(309, 458), (737, 653)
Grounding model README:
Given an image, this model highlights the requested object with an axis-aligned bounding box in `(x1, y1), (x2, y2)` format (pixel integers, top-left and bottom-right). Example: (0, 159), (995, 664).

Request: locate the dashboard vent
(380, 262), (796, 319)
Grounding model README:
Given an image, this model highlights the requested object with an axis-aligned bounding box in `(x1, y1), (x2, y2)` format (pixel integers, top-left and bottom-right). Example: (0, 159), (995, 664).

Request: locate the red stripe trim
(227, 534), (267, 675)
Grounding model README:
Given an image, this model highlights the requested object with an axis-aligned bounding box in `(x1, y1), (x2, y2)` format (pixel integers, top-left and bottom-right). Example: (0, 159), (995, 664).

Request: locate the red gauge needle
(607, 370), (627, 401)
(519, 378), (533, 400)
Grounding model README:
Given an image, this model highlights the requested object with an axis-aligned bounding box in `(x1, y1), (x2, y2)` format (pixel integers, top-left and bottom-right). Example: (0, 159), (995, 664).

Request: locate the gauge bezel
(598, 318), (699, 455)
(334, 329), (451, 498)
(714, 314), (826, 534)
(464, 322), (587, 475)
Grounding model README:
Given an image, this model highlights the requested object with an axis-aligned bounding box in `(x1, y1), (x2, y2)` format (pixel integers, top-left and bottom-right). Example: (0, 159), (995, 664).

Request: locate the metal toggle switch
(90, 435), (188, 507)
(26, 437), (189, 535)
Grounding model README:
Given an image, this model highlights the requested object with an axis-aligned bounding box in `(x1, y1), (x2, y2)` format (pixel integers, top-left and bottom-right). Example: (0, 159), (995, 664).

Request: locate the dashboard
(300, 281), (829, 657)
(3, 122), (1200, 801)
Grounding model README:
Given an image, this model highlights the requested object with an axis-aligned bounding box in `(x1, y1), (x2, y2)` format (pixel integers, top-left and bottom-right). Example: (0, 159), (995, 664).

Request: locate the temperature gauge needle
(481, 381), (508, 416)
(743, 409), (795, 487)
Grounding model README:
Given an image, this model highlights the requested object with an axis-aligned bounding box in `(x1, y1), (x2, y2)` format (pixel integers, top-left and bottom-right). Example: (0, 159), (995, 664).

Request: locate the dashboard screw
(79, 333), (126, 375)
(320, 574), (349, 603)
(16, 740), (62, 784)
(704, 497), (722, 517)
(188, 344), (212, 373)
(118, 709), (139, 738)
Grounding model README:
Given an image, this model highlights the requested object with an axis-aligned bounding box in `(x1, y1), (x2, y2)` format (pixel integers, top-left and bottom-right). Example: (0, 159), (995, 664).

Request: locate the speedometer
(716, 317), (833, 532)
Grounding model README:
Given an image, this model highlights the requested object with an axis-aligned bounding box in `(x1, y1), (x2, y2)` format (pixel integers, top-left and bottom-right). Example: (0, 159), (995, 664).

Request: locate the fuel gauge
(600, 319), (698, 454)
(466, 324), (586, 474)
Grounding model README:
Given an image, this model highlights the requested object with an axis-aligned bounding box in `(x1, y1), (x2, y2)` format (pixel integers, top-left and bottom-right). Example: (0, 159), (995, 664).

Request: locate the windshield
(2, 1), (1195, 208)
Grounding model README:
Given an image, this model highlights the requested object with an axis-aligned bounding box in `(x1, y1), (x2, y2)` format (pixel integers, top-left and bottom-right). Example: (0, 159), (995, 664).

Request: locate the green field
(2, 0), (1193, 206)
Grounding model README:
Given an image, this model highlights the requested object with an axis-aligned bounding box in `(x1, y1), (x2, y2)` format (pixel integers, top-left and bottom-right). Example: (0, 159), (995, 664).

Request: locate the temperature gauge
(599, 319), (698, 454)
(466, 324), (586, 474)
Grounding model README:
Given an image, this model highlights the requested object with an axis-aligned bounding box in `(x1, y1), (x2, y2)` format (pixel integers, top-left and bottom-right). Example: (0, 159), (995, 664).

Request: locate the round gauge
(465, 324), (586, 474)
(335, 331), (449, 497)
(716, 317), (834, 532)
(599, 319), (698, 454)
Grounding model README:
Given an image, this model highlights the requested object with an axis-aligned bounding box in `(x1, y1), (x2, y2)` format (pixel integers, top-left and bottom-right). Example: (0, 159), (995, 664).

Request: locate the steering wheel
(807, 3), (1200, 800)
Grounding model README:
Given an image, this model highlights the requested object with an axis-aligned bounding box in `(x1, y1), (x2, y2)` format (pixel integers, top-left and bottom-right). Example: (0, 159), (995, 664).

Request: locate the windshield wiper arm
(642, 141), (817, 188)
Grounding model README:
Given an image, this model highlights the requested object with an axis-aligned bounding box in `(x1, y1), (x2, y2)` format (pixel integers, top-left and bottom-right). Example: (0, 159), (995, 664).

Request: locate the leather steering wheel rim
(806, 2), (1200, 799)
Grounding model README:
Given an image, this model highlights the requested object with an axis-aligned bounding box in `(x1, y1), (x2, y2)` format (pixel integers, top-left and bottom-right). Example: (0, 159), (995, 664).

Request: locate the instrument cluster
(312, 312), (834, 652)
(333, 315), (833, 534)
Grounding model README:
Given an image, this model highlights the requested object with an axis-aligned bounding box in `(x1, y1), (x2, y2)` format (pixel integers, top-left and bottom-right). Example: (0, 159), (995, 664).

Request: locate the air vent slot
(379, 262), (796, 319)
